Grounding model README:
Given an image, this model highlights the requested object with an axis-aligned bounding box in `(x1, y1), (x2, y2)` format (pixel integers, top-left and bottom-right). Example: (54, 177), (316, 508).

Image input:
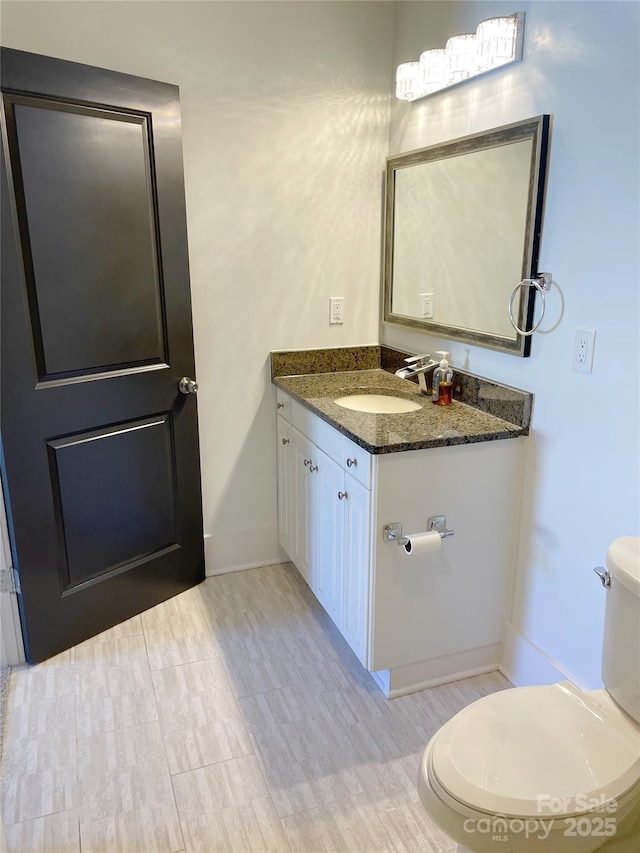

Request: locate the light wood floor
(0, 562), (511, 852)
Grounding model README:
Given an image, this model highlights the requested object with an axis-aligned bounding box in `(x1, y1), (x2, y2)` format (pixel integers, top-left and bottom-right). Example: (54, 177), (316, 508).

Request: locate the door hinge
(0, 568), (20, 594)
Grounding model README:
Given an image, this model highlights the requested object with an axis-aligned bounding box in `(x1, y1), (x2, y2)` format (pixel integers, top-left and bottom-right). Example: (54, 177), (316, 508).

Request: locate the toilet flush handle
(593, 566), (611, 588)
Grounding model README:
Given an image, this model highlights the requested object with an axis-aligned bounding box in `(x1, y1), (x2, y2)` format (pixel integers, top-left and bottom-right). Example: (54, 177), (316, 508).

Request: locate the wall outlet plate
(420, 293), (434, 319)
(572, 328), (596, 373)
(329, 297), (344, 324)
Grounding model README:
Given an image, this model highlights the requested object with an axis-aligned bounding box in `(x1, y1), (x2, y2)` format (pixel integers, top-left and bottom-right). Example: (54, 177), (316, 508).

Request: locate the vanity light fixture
(396, 12), (524, 102)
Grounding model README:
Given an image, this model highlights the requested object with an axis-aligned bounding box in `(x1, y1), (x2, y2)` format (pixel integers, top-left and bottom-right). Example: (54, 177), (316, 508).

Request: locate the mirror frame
(383, 115), (550, 357)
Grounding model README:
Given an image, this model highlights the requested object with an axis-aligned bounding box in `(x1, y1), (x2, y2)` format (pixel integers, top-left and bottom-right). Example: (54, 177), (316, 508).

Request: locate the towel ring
(508, 273), (552, 336)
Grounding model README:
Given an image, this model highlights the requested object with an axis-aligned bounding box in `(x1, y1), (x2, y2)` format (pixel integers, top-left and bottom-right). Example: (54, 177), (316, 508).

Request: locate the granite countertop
(273, 368), (526, 455)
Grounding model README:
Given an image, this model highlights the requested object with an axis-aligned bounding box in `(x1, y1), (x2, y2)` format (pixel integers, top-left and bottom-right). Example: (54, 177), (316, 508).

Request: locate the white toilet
(418, 537), (640, 853)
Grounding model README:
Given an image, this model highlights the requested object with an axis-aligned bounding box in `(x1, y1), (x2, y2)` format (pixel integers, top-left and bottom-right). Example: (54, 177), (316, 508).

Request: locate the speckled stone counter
(272, 366), (530, 455)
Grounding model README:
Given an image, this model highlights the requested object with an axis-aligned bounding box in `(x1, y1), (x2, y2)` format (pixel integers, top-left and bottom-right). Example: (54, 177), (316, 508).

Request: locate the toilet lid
(430, 681), (640, 818)
(607, 536), (640, 596)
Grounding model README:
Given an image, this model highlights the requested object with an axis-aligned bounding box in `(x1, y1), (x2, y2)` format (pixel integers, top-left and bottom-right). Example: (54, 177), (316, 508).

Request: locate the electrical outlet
(329, 297), (344, 325)
(420, 293), (434, 319)
(572, 328), (596, 373)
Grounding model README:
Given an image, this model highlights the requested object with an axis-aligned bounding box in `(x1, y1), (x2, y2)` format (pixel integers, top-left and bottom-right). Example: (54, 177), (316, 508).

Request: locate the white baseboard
(0, 590), (25, 667)
(203, 527), (288, 576)
(370, 643), (502, 698)
(501, 622), (583, 689)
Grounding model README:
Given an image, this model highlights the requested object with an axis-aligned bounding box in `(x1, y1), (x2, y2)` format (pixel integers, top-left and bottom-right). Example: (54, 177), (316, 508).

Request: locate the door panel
(291, 426), (313, 584)
(47, 415), (177, 589)
(276, 416), (292, 556)
(6, 97), (166, 379)
(343, 474), (370, 666)
(1, 48), (204, 662)
(313, 448), (344, 629)
(313, 450), (348, 628)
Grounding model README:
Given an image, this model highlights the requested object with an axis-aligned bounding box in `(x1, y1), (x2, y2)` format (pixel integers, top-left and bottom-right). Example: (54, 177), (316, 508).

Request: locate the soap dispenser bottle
(432, 351), (453, 405)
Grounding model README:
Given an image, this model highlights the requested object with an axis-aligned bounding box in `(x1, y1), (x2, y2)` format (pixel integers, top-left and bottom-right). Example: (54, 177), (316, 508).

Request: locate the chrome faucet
(395, 353), (438, 395)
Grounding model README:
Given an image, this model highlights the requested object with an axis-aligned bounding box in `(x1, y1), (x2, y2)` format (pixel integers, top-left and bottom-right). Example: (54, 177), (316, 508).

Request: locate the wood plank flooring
(1, 562), (510, 852)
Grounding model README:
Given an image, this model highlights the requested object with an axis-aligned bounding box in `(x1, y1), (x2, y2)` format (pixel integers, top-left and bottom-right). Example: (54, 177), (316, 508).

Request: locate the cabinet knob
(309, 464), (318, 473)
(281, 437), (290, 445)
(346, 458), (357, 468)
(277, 402), (285, 409)
(304, 458), (312, 467)
(338, 491), (348, 500)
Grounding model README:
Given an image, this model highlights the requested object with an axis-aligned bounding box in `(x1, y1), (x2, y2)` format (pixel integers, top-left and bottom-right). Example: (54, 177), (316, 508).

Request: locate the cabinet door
(276, 416), (292, 557)
(312, 447), (345, 629)
(291, 427), (314, 584)
(342, 473), (371, 665)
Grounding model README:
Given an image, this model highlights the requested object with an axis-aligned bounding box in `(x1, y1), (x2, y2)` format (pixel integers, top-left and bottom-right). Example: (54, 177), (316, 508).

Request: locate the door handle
(179, 377), (198, 395)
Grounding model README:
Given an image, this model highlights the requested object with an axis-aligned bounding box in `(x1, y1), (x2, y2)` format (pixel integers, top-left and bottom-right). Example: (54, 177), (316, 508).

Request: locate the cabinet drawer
(291, 399), (344, 463)
(342, 435), (372, 489)
(276, 389), (292, 421)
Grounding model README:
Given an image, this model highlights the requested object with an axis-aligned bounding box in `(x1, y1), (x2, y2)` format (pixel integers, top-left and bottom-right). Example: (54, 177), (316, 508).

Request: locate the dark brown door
(1, 48), (204, 662)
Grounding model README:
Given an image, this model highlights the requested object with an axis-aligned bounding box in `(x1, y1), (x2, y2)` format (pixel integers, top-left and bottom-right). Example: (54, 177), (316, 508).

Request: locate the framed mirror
(383, 115), (550, 356)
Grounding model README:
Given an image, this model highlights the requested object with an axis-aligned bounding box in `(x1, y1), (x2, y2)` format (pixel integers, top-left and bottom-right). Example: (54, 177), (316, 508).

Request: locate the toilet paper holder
(383, 516), (454, 545)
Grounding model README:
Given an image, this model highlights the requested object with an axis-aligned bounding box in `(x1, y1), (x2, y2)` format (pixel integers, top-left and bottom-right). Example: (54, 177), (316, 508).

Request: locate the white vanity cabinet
(275, 389), (525, 696)
(276, 391), (371, 664)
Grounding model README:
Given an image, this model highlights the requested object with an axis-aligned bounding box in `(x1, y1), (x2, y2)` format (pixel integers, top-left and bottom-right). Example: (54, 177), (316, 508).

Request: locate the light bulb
(419, 49), (447, 95)
(395, 61), (423, 101)
(476, 15), (518, 73)
(445, 33), (478, 84)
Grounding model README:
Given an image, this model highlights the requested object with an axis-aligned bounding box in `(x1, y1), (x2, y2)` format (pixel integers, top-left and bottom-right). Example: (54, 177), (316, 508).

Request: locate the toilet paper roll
(402, 531), (442, 555)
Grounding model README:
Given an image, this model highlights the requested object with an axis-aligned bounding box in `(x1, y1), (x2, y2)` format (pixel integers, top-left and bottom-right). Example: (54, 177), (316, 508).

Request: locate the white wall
(1, 0), (393, 572)
(385, 0), (640, 688)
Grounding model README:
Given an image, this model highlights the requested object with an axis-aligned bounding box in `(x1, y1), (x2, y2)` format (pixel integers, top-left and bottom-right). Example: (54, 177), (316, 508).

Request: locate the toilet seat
(429, 681), (640, 818)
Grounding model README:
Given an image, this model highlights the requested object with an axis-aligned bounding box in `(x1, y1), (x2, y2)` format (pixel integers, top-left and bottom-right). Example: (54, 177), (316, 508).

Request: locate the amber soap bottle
(432, 351), (453, 406)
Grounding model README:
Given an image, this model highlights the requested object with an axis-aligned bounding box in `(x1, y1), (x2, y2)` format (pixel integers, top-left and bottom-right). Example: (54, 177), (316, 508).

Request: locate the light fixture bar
(396, 12), (524, 102)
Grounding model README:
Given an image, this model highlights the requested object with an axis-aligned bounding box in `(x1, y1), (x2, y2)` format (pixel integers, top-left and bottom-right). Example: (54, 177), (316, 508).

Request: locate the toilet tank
(601, 537), (640, 723)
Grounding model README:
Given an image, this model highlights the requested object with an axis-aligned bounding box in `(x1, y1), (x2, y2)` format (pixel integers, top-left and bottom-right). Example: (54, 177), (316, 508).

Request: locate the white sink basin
(333, 394), (422, 414)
